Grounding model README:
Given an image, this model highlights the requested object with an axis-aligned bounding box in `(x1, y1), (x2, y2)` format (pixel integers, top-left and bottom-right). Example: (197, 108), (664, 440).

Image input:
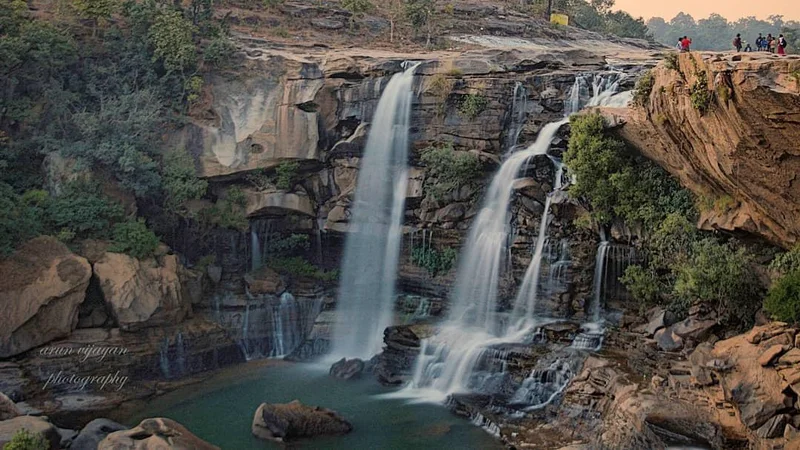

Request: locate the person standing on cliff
(767, 34), (775, 53)
(681, 36), (692, 52)
(756, 33), (764, 51)
(778, 35), (787, 56)
(733, 34), (742, 52)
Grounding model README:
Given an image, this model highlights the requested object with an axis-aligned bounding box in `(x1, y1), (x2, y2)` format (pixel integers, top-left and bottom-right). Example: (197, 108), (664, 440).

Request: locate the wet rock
(0, 416), (61, 449)
(244, 267), (285, 295)
(372, 326), (420, 386)
(655, 327), (683, 351)
(98, 417), (217, 450)
(329, 358), (365, 380)
(251, 400), (352, 442)
(71, 418), (128, 450)
(94, 252), (192, 331)
(759, 344), (789, 367)
(0, 237), (92, 358)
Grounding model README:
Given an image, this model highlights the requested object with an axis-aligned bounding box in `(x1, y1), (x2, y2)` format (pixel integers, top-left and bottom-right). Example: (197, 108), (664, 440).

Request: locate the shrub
(664, 53), (679, 71)
(226, 186), (247, 207)
(620, 265), (661, 306)
(764, 270), (800, 324)
(198, 201), (248, 231)
(411, 245), (457, 276)
(203, 36), (234, 67)
(3, 428), (49, 450)
(274, 161), (300, 190)
(268, 256), (338, 281)
(420, 143), (482, 202)
(47, 182), (125, 241)
(690, 71), (712, 114)
(673, 238), (762, 329)
(426, 73), (455, 115)
(266, 233), (310, 255)
(0, 184), (45, 256)
(632, 70), (654, 107)
(458, 93), (488, 119)
(108, 219), (160, 259)
(163, 148), (207, 213)
(341, 0), (373, 29)
(770, 246), (800, 275)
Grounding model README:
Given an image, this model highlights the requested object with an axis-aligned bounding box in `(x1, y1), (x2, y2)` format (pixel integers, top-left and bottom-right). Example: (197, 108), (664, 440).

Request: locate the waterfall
(511, 159), (565, 326)
(250, 229), (262, 271)
(590, 240), (610, 323)
(505, 82), (528, 154)
(399, 72), (628, 406)
(331, 63), (420, 360)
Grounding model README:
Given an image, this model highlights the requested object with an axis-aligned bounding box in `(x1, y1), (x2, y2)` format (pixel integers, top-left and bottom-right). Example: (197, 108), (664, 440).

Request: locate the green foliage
(226, 186), (247, 207)
(71, 0), (117, 27)
(647, 14), (800, 52)
(619, 265), (661, 306)
(764, 270), (800, 324)
(411, 245), (457, 276)
(420, 143), (483, 202)
(266, 233), (310, 255)
(47, 182), (125, 241)
(3, 428), (49, 450)
(342, 0), (373, 29)
(770, 246), (800, 275)
(108, 218), (160, 259)
(163, 148), (207, 213)
(458, 93), (488, 119)
(268, 256), (338, 281)
(633, 70), (654, 107)
(198, 201), (247, 231)
(405, 0), (435, 44)
(426, 73), (455, 116)
(184, 75), (204, 103)
(203, 36), (234, 67)
(564, 113), (694, 227)
(149, 10), (197, 73)
(0, 183), (45, 256)
(673, 238), (761, 328)
(664, 53), (680, 71)
(690, 71), (712, 114)
(274, 161), (300, 190)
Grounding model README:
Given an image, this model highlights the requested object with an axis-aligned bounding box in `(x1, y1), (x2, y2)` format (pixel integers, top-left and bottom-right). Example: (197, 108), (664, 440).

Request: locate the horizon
(612, 0), (800, 23)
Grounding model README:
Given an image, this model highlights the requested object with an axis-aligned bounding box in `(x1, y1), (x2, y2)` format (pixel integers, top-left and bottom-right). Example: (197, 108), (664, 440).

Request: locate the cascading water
(504, 82), (528, 154)
(331, 62), (420, 360)
(401, 72), (629, 406)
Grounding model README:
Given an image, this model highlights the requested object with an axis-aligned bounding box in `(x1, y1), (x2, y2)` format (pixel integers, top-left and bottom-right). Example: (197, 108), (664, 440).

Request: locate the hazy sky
(613, 0), (800, 21)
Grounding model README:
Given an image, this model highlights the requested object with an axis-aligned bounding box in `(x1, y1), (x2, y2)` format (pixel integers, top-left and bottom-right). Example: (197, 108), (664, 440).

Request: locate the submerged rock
(251, 400), (352, 442)
(98, 418), (217, 450)
(329, 358), (365, 380)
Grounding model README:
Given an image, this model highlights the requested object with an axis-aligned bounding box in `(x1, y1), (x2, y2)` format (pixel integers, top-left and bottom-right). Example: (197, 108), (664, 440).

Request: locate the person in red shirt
(681, 36), (692, 52)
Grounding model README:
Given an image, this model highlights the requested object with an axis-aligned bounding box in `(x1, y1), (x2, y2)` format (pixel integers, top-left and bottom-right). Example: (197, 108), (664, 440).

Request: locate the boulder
(244, 267), (285, 295)
(745, 322), (789, 345)
(756, 414), (789, 439)
(251, 400), (352, 442)
(0, 237), (92, 358)
(0, 393), (20, 421)
(94, 253), (192, 331)
(0, 416), (61, 449)
(654, 327), (683, 352)
(759, 344), (789, 367)
(671, 317), (716, 343)
(329, 358), (365, 380)
(98, 418), (218, 450)
(71, 418), (128, 450)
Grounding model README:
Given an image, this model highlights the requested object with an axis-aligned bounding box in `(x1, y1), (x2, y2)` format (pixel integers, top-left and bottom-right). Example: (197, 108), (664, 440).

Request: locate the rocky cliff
(604, 52), (800, 247)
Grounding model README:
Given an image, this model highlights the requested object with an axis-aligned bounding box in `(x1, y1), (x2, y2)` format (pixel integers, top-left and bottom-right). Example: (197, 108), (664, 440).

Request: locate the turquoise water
(129, 361), (504, 449)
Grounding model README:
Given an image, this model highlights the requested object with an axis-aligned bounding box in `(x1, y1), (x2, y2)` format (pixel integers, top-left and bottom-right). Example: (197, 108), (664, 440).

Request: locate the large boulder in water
(98, 418), (218, 450)
(0, 236), (92, 358)
(329, 358), (365, 380)
(71, 418), (128, 450)
(372, 326), (421, 386)
(251, 400), (352, 442)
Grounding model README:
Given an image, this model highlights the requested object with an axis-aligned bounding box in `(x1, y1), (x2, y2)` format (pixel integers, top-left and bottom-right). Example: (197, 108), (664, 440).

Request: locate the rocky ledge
(603, 52), (800, 248)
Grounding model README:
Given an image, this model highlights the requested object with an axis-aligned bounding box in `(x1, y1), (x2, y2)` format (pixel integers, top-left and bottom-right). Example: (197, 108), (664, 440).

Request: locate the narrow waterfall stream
(396, 73), (631, 408)
(331, 63), (420, 360)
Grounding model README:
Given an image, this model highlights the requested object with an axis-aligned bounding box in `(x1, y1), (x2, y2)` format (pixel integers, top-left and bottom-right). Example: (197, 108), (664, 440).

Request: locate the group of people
(676, 36), (692, 51)
(734, 33), (788, 55)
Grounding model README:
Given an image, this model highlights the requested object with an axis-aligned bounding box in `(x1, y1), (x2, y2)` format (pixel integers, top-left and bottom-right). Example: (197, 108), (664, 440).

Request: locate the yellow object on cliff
(550, 13), (569, 26)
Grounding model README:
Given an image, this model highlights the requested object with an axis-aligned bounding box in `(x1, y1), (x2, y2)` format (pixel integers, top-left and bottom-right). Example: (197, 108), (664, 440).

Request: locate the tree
(148, 10), (197, 74)
(71, 0), (118, 35)
(341, 0), (374, 30)
(406, 0), (435, 47)
(383, 0), (405, 42)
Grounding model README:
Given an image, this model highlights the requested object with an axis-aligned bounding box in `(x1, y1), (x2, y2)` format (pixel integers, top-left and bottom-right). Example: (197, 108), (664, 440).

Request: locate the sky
(613, 0), (800, 22)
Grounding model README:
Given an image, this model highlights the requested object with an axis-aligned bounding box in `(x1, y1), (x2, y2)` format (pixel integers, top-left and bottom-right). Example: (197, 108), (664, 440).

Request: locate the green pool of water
(129, 361), (504, 449)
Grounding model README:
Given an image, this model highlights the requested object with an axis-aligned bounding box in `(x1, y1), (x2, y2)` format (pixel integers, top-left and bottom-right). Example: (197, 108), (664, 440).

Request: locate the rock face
(0, 237), (92, 358)
(251, 400), (352, 442)
(372, 326), (421, 386)
(606, 52), (800, 247)
(94, 252), (193, 330)
(98, 418), (218, 450)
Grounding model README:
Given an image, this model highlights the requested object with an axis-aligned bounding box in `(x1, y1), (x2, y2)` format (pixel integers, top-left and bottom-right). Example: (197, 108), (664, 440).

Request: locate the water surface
(129, 361), (504, 449)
